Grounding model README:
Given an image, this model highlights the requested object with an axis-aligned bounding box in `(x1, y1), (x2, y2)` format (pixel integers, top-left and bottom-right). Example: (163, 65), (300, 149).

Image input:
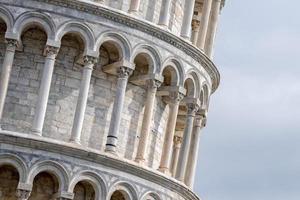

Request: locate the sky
(194, 1), (300, 200)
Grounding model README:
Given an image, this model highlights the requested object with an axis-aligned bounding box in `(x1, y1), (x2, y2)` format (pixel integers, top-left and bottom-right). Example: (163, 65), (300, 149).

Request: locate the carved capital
(117, 66), (133, 79)
(191, 19), (200, 30)
(194, 115), (206, 128)
(83, 55), (98, 68)
(16, 189), (31, 200)
(186, 103), (199, 116)
(169, 91), (185, 104)
(5, 39), (18, 50)
(44, 45), (59, 57)
(146, 79), (162, 90)
(173, 136), (183, 147)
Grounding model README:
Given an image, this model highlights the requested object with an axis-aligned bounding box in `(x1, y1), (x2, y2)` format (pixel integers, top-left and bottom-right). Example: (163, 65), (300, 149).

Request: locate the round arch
(184, 70), (202, 98)
(68, 171), (107, 199)
(95, 31), (131, 62)
(0, 153), (27, 183)
(108, 181), (138, 200)
(160, 57), (185, 86)
(26, 160), (69, 192)
(12, 11), (56, 41)
(201, 83), (211, 109)
(55, 21), (96, 55)
(131, 44), (162, 74)
(0, 6), (14, 34)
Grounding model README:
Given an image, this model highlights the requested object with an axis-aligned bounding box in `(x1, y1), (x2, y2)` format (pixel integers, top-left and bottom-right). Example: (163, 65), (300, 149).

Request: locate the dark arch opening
(110, 190), (127, 200)
(99, 41), (121, 66)
(0, 165), (19, 199)
(73, 180), (95, 200)
(28, 172), (59, 200)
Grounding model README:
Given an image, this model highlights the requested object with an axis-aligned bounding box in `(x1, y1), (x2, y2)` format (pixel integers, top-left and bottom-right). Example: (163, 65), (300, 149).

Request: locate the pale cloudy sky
(194, 0), (300, 200)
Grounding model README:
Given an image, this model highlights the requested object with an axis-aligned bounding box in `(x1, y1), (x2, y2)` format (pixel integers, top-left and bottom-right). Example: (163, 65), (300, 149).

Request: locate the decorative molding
(0, 131), (200, 200)
(26, 0), (220, 93)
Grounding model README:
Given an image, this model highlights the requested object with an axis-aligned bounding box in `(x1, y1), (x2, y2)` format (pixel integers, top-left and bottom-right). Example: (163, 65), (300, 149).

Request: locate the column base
(31, 129), (42, 136)
(69, 139), (81, 145)
(104, 145), (118, 156)
(134, 157), (145, 165)
(158, 167), (171, 176)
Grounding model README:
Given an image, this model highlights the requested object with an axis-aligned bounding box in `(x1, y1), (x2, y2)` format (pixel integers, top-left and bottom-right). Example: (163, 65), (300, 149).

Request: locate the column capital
(191, 19), (201, 31)
(186, 103), (199, 116)
(146, 78), (162, 90)
(173, 136), (183, 148)
(83, 55), (98, 66)
(5, 39), (18, 51)
(117, 66), (133, 78)
(169, 91), (185, 104)
(16, 189), (31, 200)
(44, 45), (60, 57)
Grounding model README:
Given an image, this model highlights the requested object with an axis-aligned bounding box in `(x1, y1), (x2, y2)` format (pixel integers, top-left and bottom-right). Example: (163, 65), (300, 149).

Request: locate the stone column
(70, 56), (97, 144)
(175, 103), (199, 181)
(158, 92), (184, 174)
(196, 0), (213, 49)
(180, 0), (196, 39)
(16, 189), (31, 200)
(205, 0), (222, 58)
(170, 136), (182, 176)
(128, 0), (141, 13)
(135, 79), (161, 164)
(191, 19), (201, 45)
(0, 39), (17, 129)
(158, 0), (173, 27)
(105, 66), (133, 154)
(32, 45), (59, 135)
(185, 114), (205, 188)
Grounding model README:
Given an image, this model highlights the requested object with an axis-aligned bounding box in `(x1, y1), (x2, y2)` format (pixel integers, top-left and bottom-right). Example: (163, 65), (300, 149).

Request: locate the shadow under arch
(141, 191), (161, 200)
(55, 20), (96, 56)
(95, 31), (131, 62)
(68, 170), (107, 200)
(0, 5), (14, 35)
(108, 181), (138, 200)
(0, 153), (28, 183)
(160, 57), (185, 87)
(26, 160), (69, 192)
(12, 11), (56, 42)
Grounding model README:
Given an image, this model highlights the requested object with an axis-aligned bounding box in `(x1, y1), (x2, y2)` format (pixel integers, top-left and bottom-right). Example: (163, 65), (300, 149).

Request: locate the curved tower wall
(0, 0), (225, 200)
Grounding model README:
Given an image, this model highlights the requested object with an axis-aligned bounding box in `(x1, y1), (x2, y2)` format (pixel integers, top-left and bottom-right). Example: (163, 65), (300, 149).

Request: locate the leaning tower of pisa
(0, 0), (225, 199)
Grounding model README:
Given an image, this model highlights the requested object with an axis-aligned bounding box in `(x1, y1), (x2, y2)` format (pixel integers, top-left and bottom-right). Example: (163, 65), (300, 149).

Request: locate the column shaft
(158, 92), (184, 174)
(185, 115), (204, 188)
(170, 136), (182, 176)
(205, 0), (222, 58)
(105, 66), (133, 153)
(180, 0), (196, 39)
(135, 79), (161, 163)
(196, 0), (213, 49)
(0, 39), (17, 128)
(128, 0), (141, 13)
(175, 103), (198, 181)
(158, 0), (173, 27)
(70, 56), (96, 143)
(32, 46), (59, 134)
(191, 20), (201, 45)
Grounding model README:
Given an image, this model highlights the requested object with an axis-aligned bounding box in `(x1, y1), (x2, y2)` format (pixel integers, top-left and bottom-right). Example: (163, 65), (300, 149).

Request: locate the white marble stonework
(0, 0), (225, 199)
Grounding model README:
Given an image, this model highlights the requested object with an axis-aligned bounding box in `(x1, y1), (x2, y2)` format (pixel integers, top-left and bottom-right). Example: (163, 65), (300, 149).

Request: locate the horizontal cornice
(0, 131), (200, 200)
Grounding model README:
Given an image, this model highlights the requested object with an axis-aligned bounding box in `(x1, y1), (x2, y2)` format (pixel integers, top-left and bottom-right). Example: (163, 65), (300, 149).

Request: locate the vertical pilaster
(70, 56), (97, 144)
(205, 0), (222, 58)
(32, 45), (59, 135)
(185, 114), (205, 188)
(170, 135), (182, 176)
(105, 66), (133, 154)
(175, 103), (199, 181)
(135, 79), (161, 164)
(180, 0), (196, 39)
(196, 0), (213, 49)
(158, 0), (173, 27)
(0, 39), (17, 129)
(158, 91), (184, 174)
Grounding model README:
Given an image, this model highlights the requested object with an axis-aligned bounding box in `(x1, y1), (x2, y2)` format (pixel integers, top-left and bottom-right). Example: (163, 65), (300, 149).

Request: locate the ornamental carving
(186, 103), (199, 116)
(16, 189), (31, 200)
(169, 91), (185, 103)
(44, 45), (60, 57)
(117, 66), (133, 78)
